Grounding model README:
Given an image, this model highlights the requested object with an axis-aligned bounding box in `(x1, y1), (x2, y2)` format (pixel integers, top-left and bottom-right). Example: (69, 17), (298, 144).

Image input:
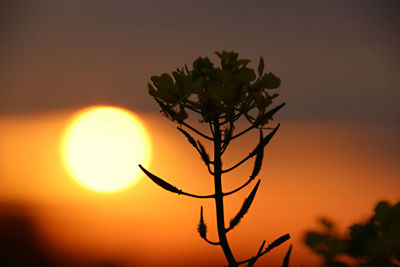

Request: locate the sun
(61, 106), (151, 193)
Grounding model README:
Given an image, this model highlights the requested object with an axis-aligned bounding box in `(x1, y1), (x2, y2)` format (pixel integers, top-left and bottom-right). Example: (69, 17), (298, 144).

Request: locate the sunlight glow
(61, 106), (151, 193)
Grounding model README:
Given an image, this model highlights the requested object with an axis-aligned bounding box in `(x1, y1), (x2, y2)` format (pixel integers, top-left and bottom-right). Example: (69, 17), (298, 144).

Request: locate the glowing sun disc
(61, 106), (151, 193)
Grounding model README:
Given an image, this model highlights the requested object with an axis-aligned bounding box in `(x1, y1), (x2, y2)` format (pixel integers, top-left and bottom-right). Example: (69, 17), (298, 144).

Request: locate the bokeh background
(1, 1), (399, 266)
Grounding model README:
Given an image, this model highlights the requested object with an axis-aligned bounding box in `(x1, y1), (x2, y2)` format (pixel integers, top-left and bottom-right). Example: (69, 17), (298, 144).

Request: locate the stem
(213, 119), (238, 267)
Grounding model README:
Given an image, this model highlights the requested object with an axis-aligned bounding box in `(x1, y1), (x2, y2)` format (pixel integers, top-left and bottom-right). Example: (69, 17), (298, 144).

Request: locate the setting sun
(61, 106), (151, 193)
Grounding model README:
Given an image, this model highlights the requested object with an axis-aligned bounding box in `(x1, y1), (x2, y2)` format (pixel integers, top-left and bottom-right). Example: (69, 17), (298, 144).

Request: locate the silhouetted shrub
(304, 201), (400, 267)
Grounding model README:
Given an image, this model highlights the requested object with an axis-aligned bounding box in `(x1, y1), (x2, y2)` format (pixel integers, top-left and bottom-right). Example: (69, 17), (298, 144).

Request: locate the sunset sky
(1, 1), (399, 266)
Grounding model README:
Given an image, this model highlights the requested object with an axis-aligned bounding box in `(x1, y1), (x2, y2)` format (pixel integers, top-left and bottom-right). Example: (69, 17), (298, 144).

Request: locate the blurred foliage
(148, 50), (280, 125)
(304, 201), (400, 267)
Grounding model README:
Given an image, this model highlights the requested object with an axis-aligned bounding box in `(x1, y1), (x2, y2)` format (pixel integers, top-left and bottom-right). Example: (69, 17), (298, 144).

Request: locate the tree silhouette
(304, 201), (400, 267)
(139, 51), (290, 267)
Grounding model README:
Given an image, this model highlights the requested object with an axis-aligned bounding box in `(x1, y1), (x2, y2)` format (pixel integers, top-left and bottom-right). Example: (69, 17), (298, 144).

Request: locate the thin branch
(185, 105), (202, 114)
(231, 103), (285, 140)
(207, 163), (214, 176)
(182, 121), (214, 141)
(223, 176), (253, 197)
(237, 234), (291, 265)
(222, 124), (279, 174)
(245, 240), (266, 267)
(221, 152), (254, 174)
(202, 237), (220, 246)
(139, 165), (215, 199)
(209, 121), (215, 136)
(230, 123), (256, 140)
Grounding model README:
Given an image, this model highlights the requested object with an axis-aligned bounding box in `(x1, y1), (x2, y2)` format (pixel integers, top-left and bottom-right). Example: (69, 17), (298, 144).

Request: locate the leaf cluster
(304, 201), (400, 267)
(149, 51), (281, 125)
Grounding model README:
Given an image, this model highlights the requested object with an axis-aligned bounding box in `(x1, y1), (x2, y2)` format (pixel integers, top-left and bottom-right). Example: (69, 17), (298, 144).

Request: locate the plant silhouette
(139, 51), (290, 266)
(304, 200), (400, 267)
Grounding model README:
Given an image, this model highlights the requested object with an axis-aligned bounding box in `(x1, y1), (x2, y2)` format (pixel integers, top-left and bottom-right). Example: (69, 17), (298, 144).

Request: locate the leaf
(197, 141), (210, 164)
(138, 165), (181, 194)
(282, 244), (293, 267)
(197, 206), (207, 238)
(148, 83), (157, 96)
(265, 234), (291, 253)
(250, 130), (264, 180)
(177, 127), (199, 151)
(263, 72), (281, 89)
(258, 57), (264, 77)
(228, 180), (261, 231)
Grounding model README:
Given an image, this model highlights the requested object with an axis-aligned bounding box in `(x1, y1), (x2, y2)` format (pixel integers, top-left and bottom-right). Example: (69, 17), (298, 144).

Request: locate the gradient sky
(1, 1), (400, 266)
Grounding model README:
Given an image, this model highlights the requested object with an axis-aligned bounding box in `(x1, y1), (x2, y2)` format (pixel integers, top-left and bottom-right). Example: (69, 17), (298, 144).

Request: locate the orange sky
(1, 109), (399, 266)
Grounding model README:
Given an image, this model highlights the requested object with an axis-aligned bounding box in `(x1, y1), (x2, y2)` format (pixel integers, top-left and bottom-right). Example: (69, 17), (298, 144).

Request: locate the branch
(246, 240), (265, 267)
(181, 121), (214, 141)
(237, 234), (291, 265)
(138, 165), (215, 199)
(223, 177), (254, 197)
(220, 122), (234, 155)
(231, 103), (285, 140)
(222, 124), (280, 174)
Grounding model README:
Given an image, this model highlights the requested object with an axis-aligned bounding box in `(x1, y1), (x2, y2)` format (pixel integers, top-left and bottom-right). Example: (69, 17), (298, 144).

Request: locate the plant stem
(213, 119), (238, 267)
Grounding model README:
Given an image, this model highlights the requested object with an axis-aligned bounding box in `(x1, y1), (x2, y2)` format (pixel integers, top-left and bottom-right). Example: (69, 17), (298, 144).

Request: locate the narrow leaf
(197, 206), (207, 238)
(258, 57), (264, 77)
(282, 244), (293, 267)
(138, 165), (181, 194)
(197, 141), (210, 164)
(228, 180), (261, 231)
(250, 130), (264, 180)
(177, 127), (199, 151)
(265, 234), (291, 253)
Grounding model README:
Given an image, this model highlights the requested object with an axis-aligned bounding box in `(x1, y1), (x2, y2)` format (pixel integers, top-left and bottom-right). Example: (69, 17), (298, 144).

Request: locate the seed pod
(197, 141), (210, 165)
(177, 127), (199, 151)
(250, 130), (264, 180)
(138, 165), (181, 194)
(282, 244), (293, 267)
(228, 180), (261, 231)
(197, 206), (207, 239)
(264, 234), (291, 253)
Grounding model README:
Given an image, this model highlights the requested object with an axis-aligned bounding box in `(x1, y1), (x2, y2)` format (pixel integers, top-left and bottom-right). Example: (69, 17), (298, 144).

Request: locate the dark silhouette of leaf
(138, 165), (181, 194)
(228, 180), (261, 231)
(263, 72), (281, 89)
(265, 234), (291, 253)
(177, 127), (199, 151)
(282, 244), (292, 267)
(198, 206), (207, 239)
(197, 141), (210, 164)
(258, 57), (264, 77)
